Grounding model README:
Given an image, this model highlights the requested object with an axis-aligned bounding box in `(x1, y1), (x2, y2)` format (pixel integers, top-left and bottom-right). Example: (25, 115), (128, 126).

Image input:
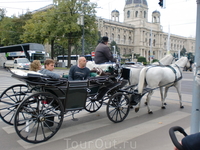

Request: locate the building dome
(153, 10), (160, 14)
(125, 0), (148, 6)
(112, 9), (119, 13)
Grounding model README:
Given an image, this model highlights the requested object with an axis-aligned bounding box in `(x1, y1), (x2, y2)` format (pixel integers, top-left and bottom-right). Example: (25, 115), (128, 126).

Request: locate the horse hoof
(130, 106), (134, 109)
(148, 111), (153, 114)
(180, 106), (184, 109)
(144, 102), (147, 105)
(164, 103), (167, 105)
(161, 106), (166, 109)
(135, 108), (139, 113)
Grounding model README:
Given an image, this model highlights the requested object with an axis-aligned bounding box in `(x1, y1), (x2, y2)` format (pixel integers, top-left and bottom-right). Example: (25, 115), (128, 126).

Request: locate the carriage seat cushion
(11, 69), (43, 76)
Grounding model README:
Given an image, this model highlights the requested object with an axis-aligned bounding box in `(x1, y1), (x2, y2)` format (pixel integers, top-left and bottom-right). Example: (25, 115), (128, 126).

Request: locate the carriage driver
(94, 36), (116, 64)
(68, 57), (90, 81)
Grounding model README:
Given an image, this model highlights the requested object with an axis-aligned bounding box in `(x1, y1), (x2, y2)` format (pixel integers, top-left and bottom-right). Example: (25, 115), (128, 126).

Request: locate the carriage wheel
(106, 93), (130, 123)
(0, 84), (29, 125)
(14, 92), (64, 144)
(85, 96), (103, 113)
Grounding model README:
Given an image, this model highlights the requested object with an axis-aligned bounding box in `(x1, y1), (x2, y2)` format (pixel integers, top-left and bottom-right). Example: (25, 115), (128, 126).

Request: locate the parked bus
(57, 54), (92, 67)
(0, 43), (46, 63)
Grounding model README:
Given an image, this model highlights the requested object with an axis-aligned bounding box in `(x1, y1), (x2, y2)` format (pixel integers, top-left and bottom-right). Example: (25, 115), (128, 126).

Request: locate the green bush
(137, 56), (147, 65)
(152, 59), (159, 63)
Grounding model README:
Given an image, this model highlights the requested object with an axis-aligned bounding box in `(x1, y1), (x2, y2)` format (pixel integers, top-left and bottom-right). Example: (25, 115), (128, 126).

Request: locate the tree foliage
(137, 56), (147, 65)
(180, 47), (187, 56)
(0, 12), (32, 46)
(20, 0), (98, 67)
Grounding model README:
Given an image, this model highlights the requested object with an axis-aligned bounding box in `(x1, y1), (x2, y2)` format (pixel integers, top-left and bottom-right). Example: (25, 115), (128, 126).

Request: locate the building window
(149, 39), (151, 46)
(153, 39), (156, 46)
(118, 35), (120, 43)
(127, 10), (130, 18)
(124, 48), (126, 55)
(144, 11), (146, 18)
(124, 36), (126, 44)
(129, 37), (131, 45)
(135, 11), (138, 18)
(112, 33), (114, 41)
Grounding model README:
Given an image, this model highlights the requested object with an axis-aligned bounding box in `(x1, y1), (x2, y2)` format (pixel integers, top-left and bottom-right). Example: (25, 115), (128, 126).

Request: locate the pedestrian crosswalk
(0, 69), (192, 150)
(0, 103), (191, 150)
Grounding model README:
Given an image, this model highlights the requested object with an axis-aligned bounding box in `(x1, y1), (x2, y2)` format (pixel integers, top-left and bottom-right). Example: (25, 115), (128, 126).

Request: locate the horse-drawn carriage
(0, 56), (190, 144)
(0, 64), (141, 143)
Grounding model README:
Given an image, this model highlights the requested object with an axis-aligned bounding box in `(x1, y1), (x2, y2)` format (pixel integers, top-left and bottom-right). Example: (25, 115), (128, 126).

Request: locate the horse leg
(159, 87), (165, 109)
(146, 91), (153, 114)
(135, 100), (141, 113)
(161, 86), (170, 109)
(174, 82), (184, 108)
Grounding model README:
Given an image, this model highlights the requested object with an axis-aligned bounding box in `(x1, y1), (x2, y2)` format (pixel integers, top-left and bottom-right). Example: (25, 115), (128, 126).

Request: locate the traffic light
(158, 0), (166, 8)
(158, 0), (163, 7)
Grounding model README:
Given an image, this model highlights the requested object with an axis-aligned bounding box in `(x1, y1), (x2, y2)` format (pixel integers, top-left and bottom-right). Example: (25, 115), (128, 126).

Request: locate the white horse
(136, 57), (190, 114)
(128, 54), (175, 86)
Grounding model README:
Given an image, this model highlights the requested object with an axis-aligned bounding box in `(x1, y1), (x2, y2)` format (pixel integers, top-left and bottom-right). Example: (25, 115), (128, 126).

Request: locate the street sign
(91, 51), (95, 57)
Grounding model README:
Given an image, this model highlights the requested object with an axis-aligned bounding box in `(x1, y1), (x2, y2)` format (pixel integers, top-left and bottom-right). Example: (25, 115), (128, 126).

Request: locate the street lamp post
(80, 14), (85, 56)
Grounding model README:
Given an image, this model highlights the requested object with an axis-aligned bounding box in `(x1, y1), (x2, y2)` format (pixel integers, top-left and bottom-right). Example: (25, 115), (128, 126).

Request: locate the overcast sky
(0, 0), (197, 38)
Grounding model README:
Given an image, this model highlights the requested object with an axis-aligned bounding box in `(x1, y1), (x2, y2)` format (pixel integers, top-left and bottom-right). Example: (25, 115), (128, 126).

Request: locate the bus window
(85, 54), (92, 61)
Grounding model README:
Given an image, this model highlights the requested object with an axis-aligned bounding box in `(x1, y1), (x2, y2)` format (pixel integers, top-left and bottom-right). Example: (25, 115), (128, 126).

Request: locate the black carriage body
(11, 72), (124, 111)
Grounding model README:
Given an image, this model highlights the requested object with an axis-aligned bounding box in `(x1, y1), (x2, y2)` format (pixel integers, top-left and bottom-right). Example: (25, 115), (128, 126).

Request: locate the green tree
(20, 11), (49, 44)
(110, 40), (120, 56)
(0, 12), (32, 46)
(180, 47), (187, 56)
(137, 56), (147, 65)
(21, 0), (98, 67)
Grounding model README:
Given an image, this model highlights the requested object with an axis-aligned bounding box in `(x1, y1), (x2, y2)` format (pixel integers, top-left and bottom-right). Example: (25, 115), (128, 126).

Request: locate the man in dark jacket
(94, 36), (116, 64)
(68, 57), (90, 81)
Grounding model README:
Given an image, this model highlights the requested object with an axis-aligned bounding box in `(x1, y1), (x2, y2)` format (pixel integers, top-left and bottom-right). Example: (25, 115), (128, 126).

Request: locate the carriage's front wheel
(14, 92), (64, 144)
(85, 96), (103, 113)
(106, 93), (130, 123)
(0, 84), (29, 125)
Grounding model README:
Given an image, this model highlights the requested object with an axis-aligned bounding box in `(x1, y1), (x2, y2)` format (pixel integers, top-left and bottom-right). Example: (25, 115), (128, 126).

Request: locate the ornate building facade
(96, 0), (195, 60)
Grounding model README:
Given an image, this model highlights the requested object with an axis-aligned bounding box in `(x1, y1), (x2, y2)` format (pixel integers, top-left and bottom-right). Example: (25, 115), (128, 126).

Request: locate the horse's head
(175, 57), (189, 68)
(152, 54), (174, 65)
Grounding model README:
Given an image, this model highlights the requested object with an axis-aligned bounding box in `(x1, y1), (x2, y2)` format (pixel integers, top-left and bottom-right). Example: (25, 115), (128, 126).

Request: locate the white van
(4, 58), (30, 70)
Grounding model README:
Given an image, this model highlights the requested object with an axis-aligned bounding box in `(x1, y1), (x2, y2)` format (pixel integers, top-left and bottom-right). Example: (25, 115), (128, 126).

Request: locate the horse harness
(166, 64), (182, 83)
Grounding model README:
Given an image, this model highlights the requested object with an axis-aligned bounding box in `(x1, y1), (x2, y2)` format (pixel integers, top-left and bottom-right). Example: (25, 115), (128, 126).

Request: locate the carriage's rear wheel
(106, 93), (130, 123)
(0, 84), (29, 125)
(85, 96), (103, 113)
(14, 92), (64, 144)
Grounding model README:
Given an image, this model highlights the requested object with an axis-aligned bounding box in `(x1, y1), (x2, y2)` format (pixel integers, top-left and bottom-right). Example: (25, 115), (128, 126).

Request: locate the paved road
(0, 68), (194, 150)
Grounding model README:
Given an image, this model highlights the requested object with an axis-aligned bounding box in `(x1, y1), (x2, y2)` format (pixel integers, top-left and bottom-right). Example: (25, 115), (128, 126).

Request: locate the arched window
(153, 39), (156, 46)
(129, 37), (131, 45)
(124, 36), (126, 44)
(118, 35), (120, 43)
(129, 49), (131, 54)
(135, 11), (138, 18)
(149, 39), (151, 46)
(124, 48), (126, 55)
(144, 11), (146, 18)
(111, 33), (114, 41)
(127, 10), (130, 18)
(154, 16), (157, 22)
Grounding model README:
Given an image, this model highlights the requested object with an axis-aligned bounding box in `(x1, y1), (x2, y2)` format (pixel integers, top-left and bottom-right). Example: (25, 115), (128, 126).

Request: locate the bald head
(78, 57), (87, 68)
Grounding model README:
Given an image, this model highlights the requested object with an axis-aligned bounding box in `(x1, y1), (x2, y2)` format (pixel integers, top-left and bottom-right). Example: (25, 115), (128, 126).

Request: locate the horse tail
(138, 67), (148, 94)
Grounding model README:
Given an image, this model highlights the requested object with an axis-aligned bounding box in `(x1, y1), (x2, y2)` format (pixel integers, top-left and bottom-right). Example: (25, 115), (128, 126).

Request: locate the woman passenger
(29, 60), (42, 72)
